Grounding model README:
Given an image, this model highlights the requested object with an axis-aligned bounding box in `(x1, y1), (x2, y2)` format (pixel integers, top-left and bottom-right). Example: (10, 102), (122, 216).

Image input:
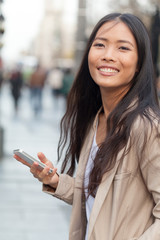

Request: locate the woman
(14, 13), (160, 239)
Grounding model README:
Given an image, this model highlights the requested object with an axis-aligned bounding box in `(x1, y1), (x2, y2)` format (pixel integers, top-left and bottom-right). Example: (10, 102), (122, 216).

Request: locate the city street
(0, 83), (72, 240)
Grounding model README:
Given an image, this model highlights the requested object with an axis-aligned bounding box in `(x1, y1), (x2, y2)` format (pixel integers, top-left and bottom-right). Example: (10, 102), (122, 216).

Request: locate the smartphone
(13, 149), (53, 174)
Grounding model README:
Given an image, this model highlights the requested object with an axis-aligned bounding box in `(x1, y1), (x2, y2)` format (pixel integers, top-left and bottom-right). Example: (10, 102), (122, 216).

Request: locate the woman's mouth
(98, 67), (119, 73)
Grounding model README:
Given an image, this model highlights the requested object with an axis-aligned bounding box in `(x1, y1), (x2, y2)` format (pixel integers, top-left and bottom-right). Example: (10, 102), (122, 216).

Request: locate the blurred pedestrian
(29, 64), (47, 116)
(46, 66), (63, 109)
(0, 71), (3, 95)
(14, 13), (160, 240)
(9, 67), (23, 113)
(61, 68), (74, 101)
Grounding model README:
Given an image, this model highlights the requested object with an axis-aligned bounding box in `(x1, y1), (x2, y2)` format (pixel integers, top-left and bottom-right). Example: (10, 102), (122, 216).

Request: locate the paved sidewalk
(0, 83), (72, 240)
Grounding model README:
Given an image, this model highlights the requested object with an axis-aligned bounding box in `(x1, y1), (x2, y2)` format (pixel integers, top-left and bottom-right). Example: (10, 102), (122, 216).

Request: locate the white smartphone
(13, 149), (53, 174)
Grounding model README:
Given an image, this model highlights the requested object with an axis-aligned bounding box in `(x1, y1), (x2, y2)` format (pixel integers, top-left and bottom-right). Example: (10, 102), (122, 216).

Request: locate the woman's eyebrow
(94, 37), (106, 42)
(117, 40), (134, 47)
(94, 37), (134, 47)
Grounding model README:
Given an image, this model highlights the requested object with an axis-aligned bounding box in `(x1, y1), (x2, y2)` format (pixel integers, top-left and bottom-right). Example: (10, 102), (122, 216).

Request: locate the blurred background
(0, 0), (160, 239)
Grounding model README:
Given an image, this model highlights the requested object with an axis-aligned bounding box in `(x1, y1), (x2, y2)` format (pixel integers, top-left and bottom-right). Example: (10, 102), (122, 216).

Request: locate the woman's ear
(134, 68), (139, 77)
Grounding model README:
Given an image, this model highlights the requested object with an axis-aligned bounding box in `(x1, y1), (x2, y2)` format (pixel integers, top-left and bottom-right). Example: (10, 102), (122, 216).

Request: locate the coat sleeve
(131, 119), (160, 239)
(42, 173), (75, 205)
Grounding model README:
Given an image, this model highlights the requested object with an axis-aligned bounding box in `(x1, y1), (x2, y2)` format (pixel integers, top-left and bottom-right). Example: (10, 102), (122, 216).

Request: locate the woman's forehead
(95, 20), (133, 38)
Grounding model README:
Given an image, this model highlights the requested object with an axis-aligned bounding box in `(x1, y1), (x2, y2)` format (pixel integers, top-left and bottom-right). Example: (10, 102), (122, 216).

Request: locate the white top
(84, 129), (98, 240)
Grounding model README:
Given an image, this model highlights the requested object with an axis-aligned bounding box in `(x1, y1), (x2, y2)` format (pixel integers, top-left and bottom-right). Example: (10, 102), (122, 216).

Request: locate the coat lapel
(88, 159), (121, 239)
(75, 107), (122, 238)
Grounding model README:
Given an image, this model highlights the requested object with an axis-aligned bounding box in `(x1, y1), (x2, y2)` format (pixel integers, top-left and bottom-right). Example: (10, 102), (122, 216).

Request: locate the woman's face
(88, 20), (138, 95)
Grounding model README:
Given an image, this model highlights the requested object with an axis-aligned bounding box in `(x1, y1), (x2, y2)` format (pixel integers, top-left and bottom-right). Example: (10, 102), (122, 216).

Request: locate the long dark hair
(57, 13), (160, 196)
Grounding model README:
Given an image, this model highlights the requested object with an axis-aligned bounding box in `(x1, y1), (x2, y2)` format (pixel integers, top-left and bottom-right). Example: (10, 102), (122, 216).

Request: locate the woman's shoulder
(128, 110), (160, 157)
(131, 108), (160, 139)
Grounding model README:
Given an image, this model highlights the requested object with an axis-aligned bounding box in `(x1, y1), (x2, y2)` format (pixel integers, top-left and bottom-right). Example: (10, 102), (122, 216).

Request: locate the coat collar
(86, 106), (123, 238)
(88, 160), (120, 239)
(76, 107), (122, 238)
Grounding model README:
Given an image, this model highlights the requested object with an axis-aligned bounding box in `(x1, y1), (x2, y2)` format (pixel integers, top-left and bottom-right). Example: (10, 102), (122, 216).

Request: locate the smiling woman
(14, 12), (160, 240)
(88, 20), (138, 109)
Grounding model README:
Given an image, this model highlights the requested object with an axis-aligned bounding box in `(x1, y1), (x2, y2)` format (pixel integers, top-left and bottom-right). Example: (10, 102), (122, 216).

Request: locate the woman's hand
(14, 152), (59, 189)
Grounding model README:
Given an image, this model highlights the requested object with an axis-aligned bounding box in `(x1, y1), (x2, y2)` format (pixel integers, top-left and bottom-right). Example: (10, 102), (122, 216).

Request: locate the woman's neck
(100, 86), (129, 118)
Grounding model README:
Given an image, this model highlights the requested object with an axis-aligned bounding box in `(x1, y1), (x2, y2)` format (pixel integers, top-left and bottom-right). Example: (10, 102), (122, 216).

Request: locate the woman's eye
(93, 43), (104, 48)
(119, 46), (130, 50)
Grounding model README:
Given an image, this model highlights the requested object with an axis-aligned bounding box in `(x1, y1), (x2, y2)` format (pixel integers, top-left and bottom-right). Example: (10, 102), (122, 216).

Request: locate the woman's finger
(13, 154), (31, 168)
(37, 152), (47, 163)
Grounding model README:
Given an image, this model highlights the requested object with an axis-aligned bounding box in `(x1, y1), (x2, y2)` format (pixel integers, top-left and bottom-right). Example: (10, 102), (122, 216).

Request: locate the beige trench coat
(43, 111), (160, 240)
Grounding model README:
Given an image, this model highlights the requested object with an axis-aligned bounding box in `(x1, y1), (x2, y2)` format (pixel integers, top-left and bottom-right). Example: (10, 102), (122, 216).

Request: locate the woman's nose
(101, 47), (116, 62)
